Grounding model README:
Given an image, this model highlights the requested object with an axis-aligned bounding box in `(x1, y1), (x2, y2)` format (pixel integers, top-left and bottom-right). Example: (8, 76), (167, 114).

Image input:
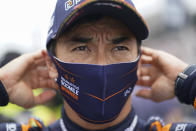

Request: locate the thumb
(135, 89), (152, 100)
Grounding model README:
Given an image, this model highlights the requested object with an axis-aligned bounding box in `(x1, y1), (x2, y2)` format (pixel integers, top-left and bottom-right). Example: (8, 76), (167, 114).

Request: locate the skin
(0, 51), (58, 108)
(136, 47), (188, 102)
(48, 17), (138, 130)
(55, 17), (138, 64)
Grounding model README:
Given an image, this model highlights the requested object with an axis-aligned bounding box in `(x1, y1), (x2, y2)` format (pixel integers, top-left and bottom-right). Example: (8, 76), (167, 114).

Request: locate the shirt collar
(60, 107), (139, 131)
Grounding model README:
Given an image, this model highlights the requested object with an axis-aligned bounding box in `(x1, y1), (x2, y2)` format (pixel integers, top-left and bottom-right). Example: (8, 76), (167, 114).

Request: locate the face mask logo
(61, 75), (79, 100)
(49, 53), (140, 124)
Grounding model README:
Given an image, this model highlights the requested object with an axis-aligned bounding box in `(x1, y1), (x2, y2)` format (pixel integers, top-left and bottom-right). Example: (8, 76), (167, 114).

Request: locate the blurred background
(0, 0), (196, 126)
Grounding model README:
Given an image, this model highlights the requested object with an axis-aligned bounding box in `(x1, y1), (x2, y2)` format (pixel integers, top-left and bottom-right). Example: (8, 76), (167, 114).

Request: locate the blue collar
(60, 106), (142, 131)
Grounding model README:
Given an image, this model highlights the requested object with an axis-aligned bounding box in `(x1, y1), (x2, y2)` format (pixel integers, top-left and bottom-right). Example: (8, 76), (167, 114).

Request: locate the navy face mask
(50, 54), (140, 124)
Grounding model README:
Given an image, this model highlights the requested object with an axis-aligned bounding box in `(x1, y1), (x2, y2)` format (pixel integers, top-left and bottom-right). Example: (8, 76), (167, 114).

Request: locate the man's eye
(72, 46), (89, 51)
(113, 46), (128, 51)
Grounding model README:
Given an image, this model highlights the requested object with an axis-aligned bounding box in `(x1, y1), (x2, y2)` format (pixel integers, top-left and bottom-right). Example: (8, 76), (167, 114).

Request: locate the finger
(29, 50), (47, 66)
(38, 79), (59, 90)
(26, 51), (48, 68)
(37, 67), (50, 78)
(34, 59), (46, 67)
(141, 46), (156, 57)
(29, 60), (47, 72)
(135, 89), (152, 99)
(140, 55), (153, 65)
(34, 89), (56, 105)
(32, 50), (46, 61)
(18, 51), (43, 70)
(137, 60), (148, 77)
(140, 65), (151, 76)
(137, 76), (152, 87)
(141, 47), (160, 65)
(137, 60), (142, 77)
(24, 51), (43, 63)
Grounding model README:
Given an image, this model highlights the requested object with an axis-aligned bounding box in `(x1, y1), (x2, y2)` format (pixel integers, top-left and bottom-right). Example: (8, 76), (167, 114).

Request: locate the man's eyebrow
(112, 36), (130, 44)
(71, 36), (92, 43)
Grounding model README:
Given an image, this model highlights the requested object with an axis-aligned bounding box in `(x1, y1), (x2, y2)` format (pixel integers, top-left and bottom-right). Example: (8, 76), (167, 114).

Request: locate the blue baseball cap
(46, 0), (149, 49)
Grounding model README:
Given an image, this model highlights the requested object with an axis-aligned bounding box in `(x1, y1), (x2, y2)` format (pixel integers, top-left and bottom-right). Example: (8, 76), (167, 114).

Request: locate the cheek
(56, 43), (73, 62)
(55, 43), (94, 63)
(110, 51), (137, 63)
(110, 46), (138, 63)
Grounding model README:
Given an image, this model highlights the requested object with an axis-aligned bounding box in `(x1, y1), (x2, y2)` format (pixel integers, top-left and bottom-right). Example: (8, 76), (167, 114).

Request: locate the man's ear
(42, 50), (58, 79)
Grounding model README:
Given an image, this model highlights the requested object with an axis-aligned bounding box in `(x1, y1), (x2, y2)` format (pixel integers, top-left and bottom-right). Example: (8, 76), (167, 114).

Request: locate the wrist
(0, 68), (7, 84)
(175, 65), (196, 105)
(0, 68), (9, 106)
(0, 68), (12, 98)
(173, 64), (188, 81)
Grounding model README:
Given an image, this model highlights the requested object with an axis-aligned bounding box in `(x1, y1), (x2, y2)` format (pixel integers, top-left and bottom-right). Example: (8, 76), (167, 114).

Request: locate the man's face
(55, 17), (138, 64)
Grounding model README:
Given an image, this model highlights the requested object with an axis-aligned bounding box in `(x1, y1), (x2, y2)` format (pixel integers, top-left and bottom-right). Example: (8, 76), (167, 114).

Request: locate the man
(45, 0), (147, 130)
(0, 0), (196, 131)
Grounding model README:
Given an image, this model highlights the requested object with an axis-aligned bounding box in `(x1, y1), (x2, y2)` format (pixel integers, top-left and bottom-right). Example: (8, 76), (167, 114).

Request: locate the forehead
(59, 16), (133, 37)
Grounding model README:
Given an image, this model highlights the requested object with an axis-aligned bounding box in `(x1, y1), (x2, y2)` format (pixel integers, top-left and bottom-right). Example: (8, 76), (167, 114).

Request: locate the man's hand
(0, 50), (58, 108)
(136, 47), (188, 102)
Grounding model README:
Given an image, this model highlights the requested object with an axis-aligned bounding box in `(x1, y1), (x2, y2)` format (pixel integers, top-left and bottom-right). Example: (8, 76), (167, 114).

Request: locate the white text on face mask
(61, 76), (80, 100)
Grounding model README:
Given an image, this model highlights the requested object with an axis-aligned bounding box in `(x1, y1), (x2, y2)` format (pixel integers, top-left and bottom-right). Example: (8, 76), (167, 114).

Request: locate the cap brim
(57, 0), (149, 41)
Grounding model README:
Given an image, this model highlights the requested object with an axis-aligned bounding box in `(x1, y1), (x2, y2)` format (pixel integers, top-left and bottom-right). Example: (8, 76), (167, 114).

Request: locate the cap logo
(65, 0), (81, 11)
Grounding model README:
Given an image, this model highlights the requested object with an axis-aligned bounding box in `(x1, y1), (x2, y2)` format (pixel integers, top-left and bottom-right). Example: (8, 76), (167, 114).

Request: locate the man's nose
(96, 56), (108, 65)
(95, 49), (108, 65)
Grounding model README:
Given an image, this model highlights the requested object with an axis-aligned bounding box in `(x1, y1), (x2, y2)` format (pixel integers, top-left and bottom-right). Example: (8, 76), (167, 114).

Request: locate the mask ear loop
(137, 39), (142, 58)
(47, 51), (58, 83)
(138, 49), (141, 59)
(131, 50), (141, 63)
(135, 42), (141, 64)
(138, 41), (141, 57)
